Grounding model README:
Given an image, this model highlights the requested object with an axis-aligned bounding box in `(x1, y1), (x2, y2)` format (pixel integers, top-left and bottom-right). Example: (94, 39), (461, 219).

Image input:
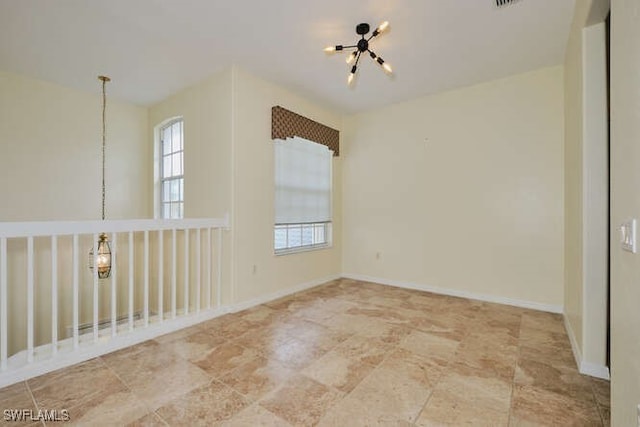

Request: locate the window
(159, 119), (184, 219)
(274, 137), (332, 253)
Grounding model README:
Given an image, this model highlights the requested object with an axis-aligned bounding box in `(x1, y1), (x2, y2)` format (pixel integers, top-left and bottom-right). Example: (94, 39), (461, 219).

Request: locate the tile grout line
(506, 313), (524, 426)
(97, 355), (174, 426)
(10, 279), (605, 425)
(169, 320), (297, 425)
(24, 380), (45, 426)
(296, 311), (412, 425)
(410, 335), (468, 424)
(410, 305), (492, 425)
(588, 377), (608, 426)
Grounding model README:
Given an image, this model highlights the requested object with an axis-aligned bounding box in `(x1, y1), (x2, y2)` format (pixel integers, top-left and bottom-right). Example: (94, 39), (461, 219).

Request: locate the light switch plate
(620, 219), (637, 253)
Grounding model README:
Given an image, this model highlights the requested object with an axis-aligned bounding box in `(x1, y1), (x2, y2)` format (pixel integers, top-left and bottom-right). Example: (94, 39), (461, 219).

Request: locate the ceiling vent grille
(496, 0), (521, 7)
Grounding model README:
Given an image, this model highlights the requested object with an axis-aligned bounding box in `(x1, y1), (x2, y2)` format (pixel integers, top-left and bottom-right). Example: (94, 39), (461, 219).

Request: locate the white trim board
(0, 307), (231, 388)
(343, 273), (610, 379)
(0, 273), (341, 388)
(563, 314), (610, 380)
(341, 273), (563, 314)
(229, 274), (341, 313)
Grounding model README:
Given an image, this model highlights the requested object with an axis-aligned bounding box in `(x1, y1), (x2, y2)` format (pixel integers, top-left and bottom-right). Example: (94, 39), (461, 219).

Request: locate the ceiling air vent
(496, 0), (521, 7)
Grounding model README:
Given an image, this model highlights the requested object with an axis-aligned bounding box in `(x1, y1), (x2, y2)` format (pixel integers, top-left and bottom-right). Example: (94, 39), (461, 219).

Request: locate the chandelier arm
(354, 51), (363, 67)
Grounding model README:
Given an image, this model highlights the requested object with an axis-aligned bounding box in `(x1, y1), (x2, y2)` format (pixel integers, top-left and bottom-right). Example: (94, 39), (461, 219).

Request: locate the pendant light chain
(99, 76), (110, 221)
(90, 75), (113, 280)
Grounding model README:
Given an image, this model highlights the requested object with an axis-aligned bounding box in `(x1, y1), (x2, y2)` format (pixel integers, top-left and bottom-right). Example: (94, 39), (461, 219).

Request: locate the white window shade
(275, 137), (333, 224)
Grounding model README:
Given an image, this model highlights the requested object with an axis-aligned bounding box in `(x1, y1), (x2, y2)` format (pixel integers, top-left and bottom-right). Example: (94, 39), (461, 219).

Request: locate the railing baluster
(196, 228), (201, 313)
(171, 228), (176, 319)
(128, 232), (134, 331)
(184, 229), (189, 315)
(1, 237), (7, 370)
(0, 219), (226, 380)
(92, 233), (99, 343)
(27, 237), (34, 362)
(144, 230), (149, 327)
(111, 233), (117, 337)
(51, 236), (58, 355)
(217, 228), (223, 309)
(72, 234), (79, 349)
(206, 228), (211, 309)
(158, 230), (164, 323)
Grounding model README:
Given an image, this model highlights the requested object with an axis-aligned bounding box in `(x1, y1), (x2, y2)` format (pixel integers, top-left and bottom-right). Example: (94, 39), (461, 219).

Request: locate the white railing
(0, 216), (229, 387)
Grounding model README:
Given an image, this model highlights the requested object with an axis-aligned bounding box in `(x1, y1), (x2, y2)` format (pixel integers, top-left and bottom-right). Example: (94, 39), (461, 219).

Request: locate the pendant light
(89, 76), (112, 279)
(324, 21), (393, 85)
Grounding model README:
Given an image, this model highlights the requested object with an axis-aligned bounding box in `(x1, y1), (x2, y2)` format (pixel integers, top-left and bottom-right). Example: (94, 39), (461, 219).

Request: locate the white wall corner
(341, 273), (563, 314)
(563, 313), (610, 380)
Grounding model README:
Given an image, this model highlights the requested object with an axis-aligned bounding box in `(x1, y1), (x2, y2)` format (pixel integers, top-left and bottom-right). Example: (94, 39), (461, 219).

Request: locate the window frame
(274, 221), (332, 255)
(158, 118), (184, 219)
(273, 137), (333, 255)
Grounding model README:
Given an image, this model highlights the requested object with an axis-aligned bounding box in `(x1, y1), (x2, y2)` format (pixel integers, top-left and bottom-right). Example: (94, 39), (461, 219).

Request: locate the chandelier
(324, 21), (393, 85)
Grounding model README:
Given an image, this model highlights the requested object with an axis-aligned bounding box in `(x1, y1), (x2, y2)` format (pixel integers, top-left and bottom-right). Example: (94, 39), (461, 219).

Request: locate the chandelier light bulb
(378, 21), (389, 33)
(383, 62), (393, 73)
(324, 45), (344, 52)
(346, 52), (357, 64)
(348, 65), (357, 85)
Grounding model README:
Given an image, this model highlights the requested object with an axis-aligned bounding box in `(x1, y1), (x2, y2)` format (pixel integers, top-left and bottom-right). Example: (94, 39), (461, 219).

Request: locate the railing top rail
(0, 217), (229, 238)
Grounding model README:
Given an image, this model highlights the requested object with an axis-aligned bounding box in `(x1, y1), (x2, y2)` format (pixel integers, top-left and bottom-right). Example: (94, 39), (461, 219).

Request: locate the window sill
(275, 243), (331, 256)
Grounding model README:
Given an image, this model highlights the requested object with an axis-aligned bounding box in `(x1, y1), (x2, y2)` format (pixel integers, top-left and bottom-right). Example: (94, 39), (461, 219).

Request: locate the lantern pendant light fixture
(89, 75), (112, 279)
(324, 21), (392, 85)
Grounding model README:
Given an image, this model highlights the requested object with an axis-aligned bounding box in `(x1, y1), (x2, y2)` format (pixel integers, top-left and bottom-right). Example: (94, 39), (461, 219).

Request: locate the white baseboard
(0, 307), (230, 388)
(229, 274), (341, 313)
(0, 274), (341, 388)
(563, 314), (610, 380)
(580, 361), (610, 380)
(5, 272), (609, 388)
(341, 273), (563, 314)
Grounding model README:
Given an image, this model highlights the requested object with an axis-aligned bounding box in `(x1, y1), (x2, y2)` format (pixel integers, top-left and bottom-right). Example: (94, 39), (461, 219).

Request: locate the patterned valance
(271, 106), (340, 156)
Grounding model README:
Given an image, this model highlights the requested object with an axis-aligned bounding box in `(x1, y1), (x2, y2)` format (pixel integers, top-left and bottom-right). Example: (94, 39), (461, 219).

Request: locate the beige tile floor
(0, 279), (610, 426)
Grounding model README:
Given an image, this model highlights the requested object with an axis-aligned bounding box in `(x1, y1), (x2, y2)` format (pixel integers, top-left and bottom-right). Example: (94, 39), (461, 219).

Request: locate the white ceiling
(0, 0), (576, 113)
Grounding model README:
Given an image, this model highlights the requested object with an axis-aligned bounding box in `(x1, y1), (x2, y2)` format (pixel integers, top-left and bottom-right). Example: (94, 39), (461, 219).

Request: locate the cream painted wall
(342, 67), (565, 307)
(610, 0), (640, 424)
(0, 71), (150, 353)
(149, 69), (233, 220)
(0, 71), (150, 221)
(148, 66), (343, 306)
(148, 69), (234, 304)
(231, 67), (342, 303)
(563, 0), (610, 374)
